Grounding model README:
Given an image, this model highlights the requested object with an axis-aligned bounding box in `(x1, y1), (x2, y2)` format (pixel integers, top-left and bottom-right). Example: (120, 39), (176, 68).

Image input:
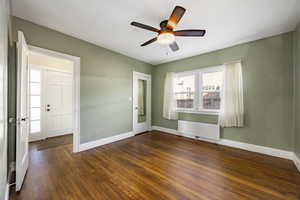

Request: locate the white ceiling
(12, 0), (300, 65)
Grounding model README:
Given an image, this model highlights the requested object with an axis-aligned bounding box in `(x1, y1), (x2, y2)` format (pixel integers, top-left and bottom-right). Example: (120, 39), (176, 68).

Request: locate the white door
(133, 72), (151, 134)
(16, 31), (30, 191)
(45, 70), (73, 137)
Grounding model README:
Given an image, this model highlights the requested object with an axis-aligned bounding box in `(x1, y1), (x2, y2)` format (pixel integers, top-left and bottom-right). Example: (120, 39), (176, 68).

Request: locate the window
(201, 71), (223, 110)
(29, 69), (41, 134)
(175, 66), (223, 114)
(174, 74), (195, 109)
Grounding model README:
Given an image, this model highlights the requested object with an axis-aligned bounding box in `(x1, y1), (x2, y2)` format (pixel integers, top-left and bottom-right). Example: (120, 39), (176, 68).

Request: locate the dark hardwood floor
(11, 131), (300, 200)
(36, 134), (73, 151)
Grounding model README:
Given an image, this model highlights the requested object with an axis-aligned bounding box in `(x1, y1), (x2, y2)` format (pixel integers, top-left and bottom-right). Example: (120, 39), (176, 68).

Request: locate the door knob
(46, 109), (50, 112)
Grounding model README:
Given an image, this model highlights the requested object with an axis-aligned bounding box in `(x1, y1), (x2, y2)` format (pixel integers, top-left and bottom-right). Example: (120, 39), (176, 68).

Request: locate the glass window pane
(30, 121), (40, 133)
(202, 71), (223, 91)
(31, 96), (40, 107)
(202, 92), (221, 110)
(30, 69), (41, 82)
(30, 83), (40, 95)
(30, 108), (40, 120)
(175, 74), (195, 109)
(201, 71), (223, 110)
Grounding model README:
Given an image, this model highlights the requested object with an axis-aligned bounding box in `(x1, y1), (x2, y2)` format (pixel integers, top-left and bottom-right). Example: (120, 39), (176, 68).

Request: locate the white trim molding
(152, 126), (294, 161)
(132, 71), (152, 135)
(294, 153), (300, 173)
(152, 126), (180, 136)
(79, 132), (134, 152)
(218, 139), (293, 160)
(174, 65), (224, 114)
(28, 45), (81, 153)
(5, 184), (9, 200)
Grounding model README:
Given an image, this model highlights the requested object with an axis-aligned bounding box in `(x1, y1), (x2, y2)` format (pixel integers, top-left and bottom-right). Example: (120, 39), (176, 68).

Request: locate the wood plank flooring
(37, 134), (73, 151)
(11, 131), (300, 200)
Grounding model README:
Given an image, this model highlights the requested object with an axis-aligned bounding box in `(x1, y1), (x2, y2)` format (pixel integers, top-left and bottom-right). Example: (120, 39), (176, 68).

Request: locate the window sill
(176, 110), (219, 116)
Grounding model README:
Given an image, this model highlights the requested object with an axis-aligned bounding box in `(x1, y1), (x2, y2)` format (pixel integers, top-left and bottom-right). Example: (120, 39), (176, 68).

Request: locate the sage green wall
(0, 0), (9, 198)
(12, 17), (154, 144)
(152, 32), (294, 151)
(294, 24), (300, 157)
(9, 17), (298, 154)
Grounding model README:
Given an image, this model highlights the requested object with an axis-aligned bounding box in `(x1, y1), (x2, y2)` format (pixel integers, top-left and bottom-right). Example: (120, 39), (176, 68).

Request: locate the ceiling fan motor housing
(160, 20), (170, 31)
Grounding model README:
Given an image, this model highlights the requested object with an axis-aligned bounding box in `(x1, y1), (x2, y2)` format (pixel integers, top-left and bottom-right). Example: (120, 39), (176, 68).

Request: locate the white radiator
(178, 120), (220, 141)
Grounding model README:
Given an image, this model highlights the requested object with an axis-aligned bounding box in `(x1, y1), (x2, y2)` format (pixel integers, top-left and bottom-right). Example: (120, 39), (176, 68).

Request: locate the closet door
(133, 72), (151, 134)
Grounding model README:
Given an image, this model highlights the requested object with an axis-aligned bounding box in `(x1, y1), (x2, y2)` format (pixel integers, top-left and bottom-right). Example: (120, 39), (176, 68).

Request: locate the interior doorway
(15, 31), (80, 191)
(132, 71), (151, 134)
(27, 46), (80, 153)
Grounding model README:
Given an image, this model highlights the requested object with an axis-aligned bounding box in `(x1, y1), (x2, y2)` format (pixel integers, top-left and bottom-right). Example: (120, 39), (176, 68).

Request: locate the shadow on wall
(7, 43), (17, 183)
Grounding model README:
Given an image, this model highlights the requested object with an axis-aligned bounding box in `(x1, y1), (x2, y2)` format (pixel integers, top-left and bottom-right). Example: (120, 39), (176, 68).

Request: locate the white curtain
(163, 72), (178, 120)
(219, 61), (244, 127)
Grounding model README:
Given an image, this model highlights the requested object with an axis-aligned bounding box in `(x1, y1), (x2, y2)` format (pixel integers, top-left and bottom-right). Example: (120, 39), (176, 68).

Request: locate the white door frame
(28, 46), (81, 153)
(132, 71), (151, 135)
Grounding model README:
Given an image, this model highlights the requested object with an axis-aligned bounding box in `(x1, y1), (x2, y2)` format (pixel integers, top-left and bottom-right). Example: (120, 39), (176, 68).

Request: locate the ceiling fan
(130, 6), (206, 52)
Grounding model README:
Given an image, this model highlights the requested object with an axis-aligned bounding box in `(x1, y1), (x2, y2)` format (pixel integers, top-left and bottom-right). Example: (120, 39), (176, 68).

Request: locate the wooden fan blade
(131, 22), (160, 33)
(169, 41), (179, 52)
(174, 29), (206, 37)
(141, 37), (157, 46)
(167, 6), (186, 30)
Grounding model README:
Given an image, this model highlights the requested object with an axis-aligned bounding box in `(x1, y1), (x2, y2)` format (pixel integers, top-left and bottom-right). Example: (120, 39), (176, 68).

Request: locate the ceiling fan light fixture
(131, 6), (206, 51)
(157, 32), (175, 45)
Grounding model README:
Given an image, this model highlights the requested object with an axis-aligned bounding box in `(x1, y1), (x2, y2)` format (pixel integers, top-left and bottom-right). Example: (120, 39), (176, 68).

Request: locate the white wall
(29, 54), (73, 73)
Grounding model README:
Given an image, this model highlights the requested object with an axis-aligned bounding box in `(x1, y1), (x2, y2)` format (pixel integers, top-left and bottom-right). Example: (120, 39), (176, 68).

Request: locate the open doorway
(27, 46), (80, 152)
(15, 32), (80, 191)
(28, 53), (73, 141)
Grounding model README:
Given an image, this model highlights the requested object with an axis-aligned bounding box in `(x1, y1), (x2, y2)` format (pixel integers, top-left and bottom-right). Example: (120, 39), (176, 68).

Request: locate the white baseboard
(152, 126), (294, 161)
(79, 131), (134, 152)
(5, 184), (9, 200)
(218, 139), (293, 160)
(294, 153), (300, 173)
(152, 126), (180, 136)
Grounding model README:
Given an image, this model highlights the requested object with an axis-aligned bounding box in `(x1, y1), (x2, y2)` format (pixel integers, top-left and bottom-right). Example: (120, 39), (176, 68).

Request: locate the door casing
(28, 46), (81, 153)
(132, 71), (151, 135)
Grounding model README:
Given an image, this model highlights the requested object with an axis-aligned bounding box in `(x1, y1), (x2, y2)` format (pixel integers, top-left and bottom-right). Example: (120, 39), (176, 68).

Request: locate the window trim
(174, 65), (224, 115)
